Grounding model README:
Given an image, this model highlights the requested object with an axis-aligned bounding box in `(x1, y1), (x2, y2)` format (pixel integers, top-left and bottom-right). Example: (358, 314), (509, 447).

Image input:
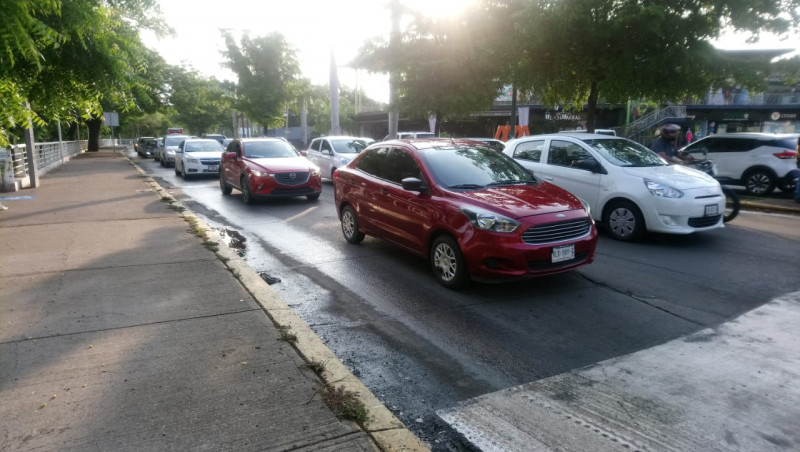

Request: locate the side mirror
(299, 150), (308, 157)
(401, 177), (428, 193)
(574, 158), (606, 174)
(175, 149), (183, 154)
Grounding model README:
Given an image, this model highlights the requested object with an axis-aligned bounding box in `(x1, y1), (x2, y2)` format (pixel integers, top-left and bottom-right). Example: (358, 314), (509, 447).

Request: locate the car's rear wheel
(340, 205), (365, 244)
(604, 200), (645, 241)
(331, 168), (337, 180)
(743, 169), (775, 196)
(219, 172), (232, 195)
(175, 164), (181, 176)
(430, 235), (470, 289)
(240, 176), (254, 205)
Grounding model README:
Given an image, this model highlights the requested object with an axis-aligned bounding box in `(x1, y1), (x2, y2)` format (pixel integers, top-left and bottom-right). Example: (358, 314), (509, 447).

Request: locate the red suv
(333, 139), (598, 289)
(220, 138), (322, 204)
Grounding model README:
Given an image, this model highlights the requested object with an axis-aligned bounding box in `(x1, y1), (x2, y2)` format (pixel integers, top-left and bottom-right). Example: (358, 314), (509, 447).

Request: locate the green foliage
(222, 31), (301, 129)
(169, 67), (233, 136)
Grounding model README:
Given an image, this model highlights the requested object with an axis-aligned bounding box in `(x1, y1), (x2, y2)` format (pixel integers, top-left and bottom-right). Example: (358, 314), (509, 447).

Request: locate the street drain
(259, 272), (282, 285)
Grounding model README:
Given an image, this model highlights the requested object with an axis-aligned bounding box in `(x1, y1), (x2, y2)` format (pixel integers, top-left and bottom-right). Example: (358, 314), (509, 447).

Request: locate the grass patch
(319, 384), (368, 424)
(304, 360), (326, 375)
(161, 196), (172, 202)
(277, 325), (297, 343)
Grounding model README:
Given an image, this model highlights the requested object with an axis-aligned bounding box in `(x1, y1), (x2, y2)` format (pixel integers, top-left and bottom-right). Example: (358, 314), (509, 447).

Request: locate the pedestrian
(650, 124), (693, 164)
(686, 129), (693, 144)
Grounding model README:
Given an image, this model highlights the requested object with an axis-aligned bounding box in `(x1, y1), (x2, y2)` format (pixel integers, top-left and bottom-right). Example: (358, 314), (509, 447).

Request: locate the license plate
(552, 244), (575, 263)
(205, 166), (219, 172)
(704, 203), (718, 216)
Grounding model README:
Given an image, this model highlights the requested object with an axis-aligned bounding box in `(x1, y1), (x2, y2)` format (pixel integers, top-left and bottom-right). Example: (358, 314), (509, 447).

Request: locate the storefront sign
(722, 112), (749, 121)
(545, 112), (582, 121)
(771, 111), (797, 120)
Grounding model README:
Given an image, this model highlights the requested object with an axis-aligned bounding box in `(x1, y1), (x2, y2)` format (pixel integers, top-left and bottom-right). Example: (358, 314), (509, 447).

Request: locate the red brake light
(773, 150), (796, 159)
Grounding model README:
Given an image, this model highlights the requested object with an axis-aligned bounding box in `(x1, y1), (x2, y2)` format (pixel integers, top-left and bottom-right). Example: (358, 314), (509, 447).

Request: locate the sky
(141, 0), (799, 105)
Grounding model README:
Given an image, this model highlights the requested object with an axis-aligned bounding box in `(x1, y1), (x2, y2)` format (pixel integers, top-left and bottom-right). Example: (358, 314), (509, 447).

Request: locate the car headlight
(577, 197), (591, 216)
(644, 179), (684, 198)
(187, 158), (198, 164)
(310, 166), (321, 176)
(460, 206), (520, 233)
(250, 170), (269, 177)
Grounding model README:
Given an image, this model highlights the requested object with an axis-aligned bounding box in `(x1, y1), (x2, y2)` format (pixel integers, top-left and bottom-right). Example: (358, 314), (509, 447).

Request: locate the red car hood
(244, 157), (316, 172)
(452, 182), (584, 219)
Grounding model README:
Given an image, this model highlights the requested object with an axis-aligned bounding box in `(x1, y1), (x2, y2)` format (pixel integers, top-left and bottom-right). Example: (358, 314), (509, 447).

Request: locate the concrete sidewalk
(0, 150), (427, 451)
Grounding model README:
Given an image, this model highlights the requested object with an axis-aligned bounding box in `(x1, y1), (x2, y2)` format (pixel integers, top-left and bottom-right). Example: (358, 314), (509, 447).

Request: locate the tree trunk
(87, 117), (102, 152)
(586, 80), (599, 133)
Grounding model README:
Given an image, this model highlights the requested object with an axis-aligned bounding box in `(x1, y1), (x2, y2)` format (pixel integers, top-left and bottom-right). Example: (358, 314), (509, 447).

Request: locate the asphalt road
(137, 153), (800, 451)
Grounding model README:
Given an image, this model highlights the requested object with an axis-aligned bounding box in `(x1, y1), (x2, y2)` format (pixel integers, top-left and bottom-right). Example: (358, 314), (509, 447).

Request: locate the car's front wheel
(743, 169), (775, 196)
(240, 176), (254, 205)
(430, 235), (470, 289)
(307, 193), (320, 201)
(219, 171), (232, 195)
(604, 200), (645, 241)
(340, 205), (365, 244)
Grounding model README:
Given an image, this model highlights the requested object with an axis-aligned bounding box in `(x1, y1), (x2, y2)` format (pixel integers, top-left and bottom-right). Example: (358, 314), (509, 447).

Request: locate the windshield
(584, 138), (667, 167)
(165, 136), (188, 147)
(330, 138), (374, 154)
(184, 140), (223, 152)
(243, 140), (299, 158)
(420, 145), (536, 189)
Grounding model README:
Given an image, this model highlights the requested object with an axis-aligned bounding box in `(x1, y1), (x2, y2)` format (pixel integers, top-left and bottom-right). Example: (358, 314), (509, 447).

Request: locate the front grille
(269, 187), (315, 197)
(688, 215), (721, 228)
(200, 159), (220, 165)
(275, 172), (311, 186)
(528, 252), (590, 270)
(521, 218), (592, 245)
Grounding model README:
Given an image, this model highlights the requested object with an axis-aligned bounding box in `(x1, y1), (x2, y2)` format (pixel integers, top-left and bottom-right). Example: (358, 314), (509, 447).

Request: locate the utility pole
(387, 0), (401, 139)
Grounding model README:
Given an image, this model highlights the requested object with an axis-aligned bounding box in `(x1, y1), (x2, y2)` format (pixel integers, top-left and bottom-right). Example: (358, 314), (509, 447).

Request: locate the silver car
(157, 135), (190, 167)
(306, 136), (374, 180)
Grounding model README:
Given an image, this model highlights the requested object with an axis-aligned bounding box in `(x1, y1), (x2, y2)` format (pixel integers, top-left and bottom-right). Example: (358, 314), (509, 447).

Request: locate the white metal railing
(6, 140), (89, 188)
(620, 105), (687, 138)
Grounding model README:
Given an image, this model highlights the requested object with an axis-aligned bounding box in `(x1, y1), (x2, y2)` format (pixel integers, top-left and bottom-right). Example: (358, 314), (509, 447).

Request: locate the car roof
(183, 138), (219, 142)
(316, 135), (374, 140)
(696, 132), (798, 139)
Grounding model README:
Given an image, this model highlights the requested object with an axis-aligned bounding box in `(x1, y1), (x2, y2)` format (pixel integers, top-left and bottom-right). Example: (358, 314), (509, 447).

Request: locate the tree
(221, 31), (301, 130)
(508, 0), (800, 131)
(169, 67), (233, 135)
(0, 0), (167, 147)
(354, 7), (503, 132)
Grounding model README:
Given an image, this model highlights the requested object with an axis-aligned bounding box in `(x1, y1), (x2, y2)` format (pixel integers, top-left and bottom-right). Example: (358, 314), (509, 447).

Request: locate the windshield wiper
(449, 183), (484, 189)
(485, 180), (531, 187)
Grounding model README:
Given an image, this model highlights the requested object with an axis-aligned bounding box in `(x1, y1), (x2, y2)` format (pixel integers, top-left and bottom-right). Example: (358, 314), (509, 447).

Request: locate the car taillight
(333, 169), (339, 183)
(773, 150), (796, 159)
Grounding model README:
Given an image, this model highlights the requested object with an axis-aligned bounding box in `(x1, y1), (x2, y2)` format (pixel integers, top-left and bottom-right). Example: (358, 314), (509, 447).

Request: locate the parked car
(381, 131), (436, 141)
(134, 137), (157, 157)
(219, 138), (322, 204)
(679, 132), (799, 195)
(174, 138), (224, 179)
(503, 132), (725, 241)
(156, 134), (190, 167)
(306, 136), (374, 180)
(464, 137), (506, 152)
(333, 138), (598, 289)
(561, 129), (617, 136)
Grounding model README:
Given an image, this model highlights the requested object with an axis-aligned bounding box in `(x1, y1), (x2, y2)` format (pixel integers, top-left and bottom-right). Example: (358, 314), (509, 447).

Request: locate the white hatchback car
(174, 138), (224, 178)
(679, 132), (799, 196)
(306, 136), (374, 180)
(504, 133), (726, 241)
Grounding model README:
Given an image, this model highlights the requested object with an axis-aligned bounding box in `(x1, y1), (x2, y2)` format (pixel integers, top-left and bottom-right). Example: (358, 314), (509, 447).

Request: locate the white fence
(4, 139), (116, 190)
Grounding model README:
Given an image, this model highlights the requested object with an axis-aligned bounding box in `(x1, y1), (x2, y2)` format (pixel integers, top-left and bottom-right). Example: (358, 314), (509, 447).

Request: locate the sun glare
(401, 0), (476, 18)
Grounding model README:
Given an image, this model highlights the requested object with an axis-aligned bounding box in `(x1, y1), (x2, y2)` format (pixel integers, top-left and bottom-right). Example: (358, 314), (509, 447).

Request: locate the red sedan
(220, 138), (322, 204)
(333, 139), (598, 289)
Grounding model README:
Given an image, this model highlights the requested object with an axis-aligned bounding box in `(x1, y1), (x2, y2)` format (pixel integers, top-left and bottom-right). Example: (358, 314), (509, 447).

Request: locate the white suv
(680, 133), (799, 196)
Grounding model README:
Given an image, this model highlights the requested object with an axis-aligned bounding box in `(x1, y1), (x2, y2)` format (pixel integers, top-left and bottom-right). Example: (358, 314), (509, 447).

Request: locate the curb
(740, 200), (800, 215)
(126, 157), (430, 452)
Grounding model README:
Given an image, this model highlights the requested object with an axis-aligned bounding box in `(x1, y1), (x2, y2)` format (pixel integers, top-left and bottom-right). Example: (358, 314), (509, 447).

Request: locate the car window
(309, 139), (321, 152)
(185, 141), (223, 152)
(708, 138), (756, 152)
(356, 147), (390, 177)
(330, 138), (373, 154)
(321, 140), (333, 152)
(421, 145), (535, 188)
(243, 141), (299, 158)
(547, 141), (586, 167)
(382, 148), (422, 184)
(584, 138), (665, 167)
(513, 140), (544, 162)
(165, 136), (188, 147)
(770, 138), (797, 149)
